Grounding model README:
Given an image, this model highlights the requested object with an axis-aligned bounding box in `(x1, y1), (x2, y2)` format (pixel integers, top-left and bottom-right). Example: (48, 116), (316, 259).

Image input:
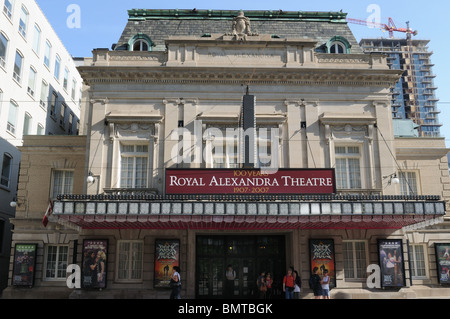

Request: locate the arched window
(330, 42), (345, 54)
(128, 34), (153, 52)
(326, 36), (351, 54)
(133, 39), (149, 52)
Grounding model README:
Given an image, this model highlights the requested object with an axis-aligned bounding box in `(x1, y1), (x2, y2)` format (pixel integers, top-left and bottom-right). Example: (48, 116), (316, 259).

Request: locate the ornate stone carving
(228, 11), (258, 40)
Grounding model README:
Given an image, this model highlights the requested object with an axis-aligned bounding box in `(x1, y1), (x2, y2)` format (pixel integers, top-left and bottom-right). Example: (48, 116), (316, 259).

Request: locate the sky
(36, 0), (450, 147)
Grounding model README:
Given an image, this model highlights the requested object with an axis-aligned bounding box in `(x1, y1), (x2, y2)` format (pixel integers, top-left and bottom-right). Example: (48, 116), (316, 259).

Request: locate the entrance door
(196, 235), (286, 299)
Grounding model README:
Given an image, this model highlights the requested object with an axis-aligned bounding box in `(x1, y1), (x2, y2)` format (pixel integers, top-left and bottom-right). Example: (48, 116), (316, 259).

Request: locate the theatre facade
(3, 10), (450, 299)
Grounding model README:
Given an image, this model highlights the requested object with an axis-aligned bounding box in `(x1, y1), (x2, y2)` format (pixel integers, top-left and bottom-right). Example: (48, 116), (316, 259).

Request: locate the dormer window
(128, 34), (153, 52)
(133, 39), (149, 51)
(330, 42), (345, 54)
(326, 36), (351, 54)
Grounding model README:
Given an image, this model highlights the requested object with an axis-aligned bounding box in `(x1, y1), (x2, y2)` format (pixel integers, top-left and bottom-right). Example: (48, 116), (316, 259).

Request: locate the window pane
(19, 6), (28, 37)
(44, 41), (51, 68)
(1, 154), (12, 187)
(23, 113), (31, 135)
(14, 51), (22, 82)
(54, 55), (61, 79)
(343, 242), (354, 278)
(348, 158), (361, 189)
(411, 245), (426, 278)
(118, 242), (130, 280)
(335, 158), (347, 189)
(57, 246), (68, 278)
(46, 245), (57, 278)
(0, 33), (7, 66)
(33, 25), (40, 53)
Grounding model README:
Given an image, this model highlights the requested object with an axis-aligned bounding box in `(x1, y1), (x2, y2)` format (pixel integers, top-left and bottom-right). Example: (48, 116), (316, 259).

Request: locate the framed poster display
(81, 239), (108, 289)
(12, 243), (37, 287)
(309, 239), (336, 289)
(378, 239), (406, 288)
(435, 243), (450, 285)
(154, 239), (180, 288)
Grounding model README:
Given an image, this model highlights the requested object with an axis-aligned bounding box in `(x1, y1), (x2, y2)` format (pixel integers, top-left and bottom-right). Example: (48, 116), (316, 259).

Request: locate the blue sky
(36, 0), (450, 146)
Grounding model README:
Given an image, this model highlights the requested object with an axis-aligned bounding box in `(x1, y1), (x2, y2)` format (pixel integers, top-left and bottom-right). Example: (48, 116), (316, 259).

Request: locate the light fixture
(87, 171), (95, 183)
(384, 173), (400, 185)
(10, 201), (17, 208)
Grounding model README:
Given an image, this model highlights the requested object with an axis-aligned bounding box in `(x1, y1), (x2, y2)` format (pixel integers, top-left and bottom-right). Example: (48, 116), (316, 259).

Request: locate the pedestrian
(309, 267), (322, 299)
(321, 270), (330, 299)
(283, 267), (295, 299)
(224, 264), (236, 298)
(169, 266), (181, 299)
(265, 272), (273, 299)
(257, 271), (267, 299)
(293, 270), (302, 299)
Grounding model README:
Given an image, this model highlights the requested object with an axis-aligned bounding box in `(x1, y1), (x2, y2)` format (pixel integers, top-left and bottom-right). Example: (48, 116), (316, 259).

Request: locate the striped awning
(52, 199), (446, 230)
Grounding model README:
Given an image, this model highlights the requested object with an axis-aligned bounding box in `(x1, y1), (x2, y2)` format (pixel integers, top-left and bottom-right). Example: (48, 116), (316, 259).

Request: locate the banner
(12, 244), (37, 287)
(309, 239), (336, 289)
(166, 168), (336, 195)
(82, 239), (108, 289)
(154, 239), (180, 288)
(378, 239), (406, 288)
(435, 243), (450, 285)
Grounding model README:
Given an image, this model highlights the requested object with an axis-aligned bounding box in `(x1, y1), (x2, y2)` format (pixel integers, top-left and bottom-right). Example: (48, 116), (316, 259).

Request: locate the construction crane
(346, 17), (418, 39)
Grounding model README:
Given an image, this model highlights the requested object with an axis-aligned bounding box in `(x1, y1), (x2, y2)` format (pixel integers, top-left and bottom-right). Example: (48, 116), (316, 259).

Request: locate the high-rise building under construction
(360, 38), (440, 137)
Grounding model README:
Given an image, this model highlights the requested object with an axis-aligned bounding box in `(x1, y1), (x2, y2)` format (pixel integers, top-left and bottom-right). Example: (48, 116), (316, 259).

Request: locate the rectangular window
(54, 55), (61, 80)
(51, 170), (73, 198)
(0, 32), (7, 68)
(1, 153), (12, 188)
(23, 112), (31, 135)
(343, 241), (367, 280)
(27, 67), (36, 96)
(18, 6), (28, 37)
(399, 171), (418, 196)
(13, 51), (23, 83)
(32, 24), (41, 54)
(68, 113), (73, 134)
(60, 103), (66, 128)
(63, 68), (69, 90)
(410, 244), (427, 279)
(50, 92), (57, 117)
(37, 123), (44, 135)
(120, 144), (148, 188)
(71, 79), (76, 100)
(44, 40), (51, 68)
(3, 0), (13, 19)
(335, 146), (361, 189)
(45, 245), (68, 279)
(40, 80), (48, 108)
(117, 240), (143, 281)
(7, 100), (18, 135)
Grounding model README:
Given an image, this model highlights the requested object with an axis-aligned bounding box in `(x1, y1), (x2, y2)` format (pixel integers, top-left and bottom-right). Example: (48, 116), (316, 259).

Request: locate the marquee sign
(165, 168), (336, 195)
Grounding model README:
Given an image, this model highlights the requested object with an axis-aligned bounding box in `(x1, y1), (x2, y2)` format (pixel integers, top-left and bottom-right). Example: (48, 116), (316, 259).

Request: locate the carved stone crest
(228, 11), (258, 40)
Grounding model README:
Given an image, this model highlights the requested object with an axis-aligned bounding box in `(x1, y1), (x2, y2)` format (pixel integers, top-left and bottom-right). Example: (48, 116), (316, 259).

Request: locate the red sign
(165, 169), (336, 195)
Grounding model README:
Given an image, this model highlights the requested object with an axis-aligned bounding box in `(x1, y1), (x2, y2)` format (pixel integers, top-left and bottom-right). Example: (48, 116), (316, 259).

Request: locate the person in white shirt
(321, 270), (330, 299)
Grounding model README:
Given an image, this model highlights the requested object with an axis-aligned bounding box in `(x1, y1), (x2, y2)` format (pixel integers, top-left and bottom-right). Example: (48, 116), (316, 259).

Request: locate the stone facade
(3, 10), (450, 299)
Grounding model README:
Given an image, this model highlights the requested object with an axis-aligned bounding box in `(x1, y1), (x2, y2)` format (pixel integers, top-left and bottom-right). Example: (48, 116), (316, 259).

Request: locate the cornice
(78, 66), (401, 87)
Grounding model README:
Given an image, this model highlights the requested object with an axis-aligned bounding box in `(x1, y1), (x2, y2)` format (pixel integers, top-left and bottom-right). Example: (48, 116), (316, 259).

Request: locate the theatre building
(3, 9), (450, 299)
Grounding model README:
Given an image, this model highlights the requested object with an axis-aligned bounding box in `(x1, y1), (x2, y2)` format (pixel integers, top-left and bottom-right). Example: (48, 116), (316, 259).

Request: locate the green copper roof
(127, 9), (348, 23)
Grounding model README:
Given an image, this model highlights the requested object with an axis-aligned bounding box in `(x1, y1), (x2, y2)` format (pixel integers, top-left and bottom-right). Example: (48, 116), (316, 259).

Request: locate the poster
(154, 239), (180, 288)
(435, 243), (450, 285)
(82, 239), (108, 289)
(378, 239), (406, 288)
(12, 244), (37, 287)
(309, 239), (336, 289)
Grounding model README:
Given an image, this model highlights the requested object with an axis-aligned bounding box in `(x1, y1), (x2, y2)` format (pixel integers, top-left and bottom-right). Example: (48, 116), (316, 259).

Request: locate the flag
(42, 199), (53, 227)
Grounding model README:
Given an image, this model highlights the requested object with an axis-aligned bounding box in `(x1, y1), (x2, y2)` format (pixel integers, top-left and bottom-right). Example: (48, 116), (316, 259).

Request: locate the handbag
(169, 278), (180, 288)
